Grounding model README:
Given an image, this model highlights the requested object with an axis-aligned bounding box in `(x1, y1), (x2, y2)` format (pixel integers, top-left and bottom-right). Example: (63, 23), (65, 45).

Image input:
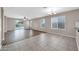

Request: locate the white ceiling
(4, 7), (79, 19)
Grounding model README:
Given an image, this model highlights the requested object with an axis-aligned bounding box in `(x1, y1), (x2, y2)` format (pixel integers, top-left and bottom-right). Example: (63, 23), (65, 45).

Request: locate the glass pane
(40, 19), (45, 28)
(58, 16), (65, 29)
(51, 17), (58, 28)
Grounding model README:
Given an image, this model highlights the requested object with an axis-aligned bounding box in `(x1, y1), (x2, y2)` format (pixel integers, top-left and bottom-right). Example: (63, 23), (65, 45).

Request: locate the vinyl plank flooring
(1, 33), (78, 51)
(3, 29), (41, 45)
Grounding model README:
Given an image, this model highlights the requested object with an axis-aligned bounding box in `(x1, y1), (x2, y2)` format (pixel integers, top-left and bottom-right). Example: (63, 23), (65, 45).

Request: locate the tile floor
(1, 33), (78, 51)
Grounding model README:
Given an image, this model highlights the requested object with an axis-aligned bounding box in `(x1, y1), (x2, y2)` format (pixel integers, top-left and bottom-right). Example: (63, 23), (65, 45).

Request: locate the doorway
(16, 20), (24, 30)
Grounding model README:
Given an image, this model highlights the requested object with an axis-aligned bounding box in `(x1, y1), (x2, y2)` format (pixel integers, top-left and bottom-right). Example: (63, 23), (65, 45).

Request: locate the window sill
(51, 28), (65, 30)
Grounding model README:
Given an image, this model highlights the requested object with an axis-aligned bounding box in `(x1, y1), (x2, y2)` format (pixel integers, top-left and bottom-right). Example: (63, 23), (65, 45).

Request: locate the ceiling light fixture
(43, 7), (59, 15)
(24, 16), (31, 21)
(24, 16), (28, 20)
(48, 9), (56, 15)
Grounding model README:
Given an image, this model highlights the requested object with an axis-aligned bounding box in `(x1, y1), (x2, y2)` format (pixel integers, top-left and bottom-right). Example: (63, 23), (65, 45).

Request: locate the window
(40, 19), (45, 28)
(51, 16), (65, 29)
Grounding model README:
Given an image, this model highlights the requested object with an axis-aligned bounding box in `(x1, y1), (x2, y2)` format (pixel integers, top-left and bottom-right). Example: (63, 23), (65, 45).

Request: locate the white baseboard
(50, 32), (75, 38)
(32, 28), (75, 39)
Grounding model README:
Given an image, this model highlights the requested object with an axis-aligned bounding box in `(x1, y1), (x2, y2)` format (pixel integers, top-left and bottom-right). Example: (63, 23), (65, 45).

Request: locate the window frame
(51, 16), (65, 30)
(40, 18), (45, 28)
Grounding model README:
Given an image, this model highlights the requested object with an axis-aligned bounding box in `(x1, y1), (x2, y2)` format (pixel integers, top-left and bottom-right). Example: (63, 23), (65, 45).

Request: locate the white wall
(76, 30), (79, 50)
(0, 8), (2, 48)
(32, 9), (79, 38)
(0, 8), (4, 48)
(3, 16), (7, 32)
(5, 17), (16, 32)
(4, 17), (27, 32)
(23, 20), (32, 29)
(23, 20), (29, 29)
(76, 22), (79, 28)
